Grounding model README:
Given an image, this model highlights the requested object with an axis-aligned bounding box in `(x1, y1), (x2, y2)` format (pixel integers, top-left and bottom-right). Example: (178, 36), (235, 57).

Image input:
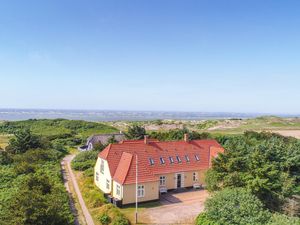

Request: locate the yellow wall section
(158, 170), (207, 189)
(122, 181), (159, 205)
(112, 181), (122, 200)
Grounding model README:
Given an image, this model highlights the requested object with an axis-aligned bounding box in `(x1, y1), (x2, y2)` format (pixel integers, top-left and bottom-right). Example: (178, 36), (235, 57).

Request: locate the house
(94, 134), (224, 206)
(78, 132), (125, 151)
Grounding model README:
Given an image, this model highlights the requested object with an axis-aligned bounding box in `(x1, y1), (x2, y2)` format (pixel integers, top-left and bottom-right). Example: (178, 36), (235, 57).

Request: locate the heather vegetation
(0, 119), (125, 225)
(197, 131), (300, 225)
(0, 129), (74, 225)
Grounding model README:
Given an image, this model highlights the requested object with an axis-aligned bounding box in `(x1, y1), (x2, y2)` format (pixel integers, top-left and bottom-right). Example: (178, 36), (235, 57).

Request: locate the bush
(202, 188), (271, 225)
(71, 150), (98, 171)
(112, 215), (130, 225)
(0, 151), (13, 165)
(267, 213), (300, 225)
(98, 213), (111, 225)
(196, 213), (219, 225)
(99, 204), (130, 225)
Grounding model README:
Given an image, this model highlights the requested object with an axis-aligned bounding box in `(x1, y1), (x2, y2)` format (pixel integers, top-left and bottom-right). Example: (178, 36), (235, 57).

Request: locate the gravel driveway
(139, 189), (209, 224)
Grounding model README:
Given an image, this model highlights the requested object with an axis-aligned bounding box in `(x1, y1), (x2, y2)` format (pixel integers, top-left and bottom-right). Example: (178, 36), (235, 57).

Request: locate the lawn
(120, 201), (162, 224)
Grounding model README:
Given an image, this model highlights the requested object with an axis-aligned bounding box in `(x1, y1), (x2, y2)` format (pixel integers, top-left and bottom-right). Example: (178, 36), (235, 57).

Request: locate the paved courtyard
(138, 189), (209, 224)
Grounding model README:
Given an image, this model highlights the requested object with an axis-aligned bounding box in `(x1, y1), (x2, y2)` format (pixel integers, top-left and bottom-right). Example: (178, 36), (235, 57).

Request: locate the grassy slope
(0, 119), (118, 139)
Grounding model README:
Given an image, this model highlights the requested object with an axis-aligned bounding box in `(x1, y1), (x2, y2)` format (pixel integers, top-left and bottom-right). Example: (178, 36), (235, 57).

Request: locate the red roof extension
(98, 139), (224, 185)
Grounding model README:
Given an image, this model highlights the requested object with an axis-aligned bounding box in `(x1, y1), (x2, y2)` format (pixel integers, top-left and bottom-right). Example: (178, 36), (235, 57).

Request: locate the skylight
(149, 158), (154, 165)
(176, 155), (182, 163)
(195, 154), (200, 161)
(185, 155), (190, 162)
(169, 156), (174, 164)
(160, 157), (165, 164)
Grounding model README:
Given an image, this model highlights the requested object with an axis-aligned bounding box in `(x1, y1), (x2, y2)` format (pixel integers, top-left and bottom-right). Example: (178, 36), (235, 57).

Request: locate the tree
(206, 132), (300, 211)
(200, 188), (270, 225)
(126, 125), (146, 140)
(6, 129), (41, 154)
(4, 174), (74, 225)
(0, 150), (13, 165)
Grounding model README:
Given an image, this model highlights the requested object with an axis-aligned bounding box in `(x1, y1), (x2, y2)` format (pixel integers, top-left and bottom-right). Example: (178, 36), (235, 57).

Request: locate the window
(159, 176), (166, 186)
(195, 155), (200, 161)
(137, 185), (145, 197)
(169, 156), (174, 164)
(149, 158), (154, 165)
(176, 155), (182, 163)
(193, 172), (198, 182)
(185, 155), (190, 162)
(160, 157), (165, 164)
(106, 179), (110, 189)
(96, 172), (99, 181)
(116, 184), (121, 196)
(100, 159), (104, 174)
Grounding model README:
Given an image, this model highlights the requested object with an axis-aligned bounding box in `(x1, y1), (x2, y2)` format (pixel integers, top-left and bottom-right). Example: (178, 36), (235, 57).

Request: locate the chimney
(184, 133), (189, 142)
(144, 135), (149, 144)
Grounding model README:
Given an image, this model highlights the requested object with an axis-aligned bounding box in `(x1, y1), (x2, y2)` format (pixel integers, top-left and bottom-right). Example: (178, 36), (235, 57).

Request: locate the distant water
(0, 109), (292, 122)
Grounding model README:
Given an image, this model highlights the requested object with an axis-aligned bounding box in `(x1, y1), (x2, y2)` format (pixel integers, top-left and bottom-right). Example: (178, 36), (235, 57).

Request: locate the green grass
(0, 119), (118, 140)
(121, 201), (162, 224)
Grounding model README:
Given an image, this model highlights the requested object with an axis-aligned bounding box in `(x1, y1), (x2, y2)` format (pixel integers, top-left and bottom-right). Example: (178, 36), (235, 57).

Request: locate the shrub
(71, 150), (98, 171)
(203, 188), (271, 225)
(99, 204), (130, 225)
(98, 213), (111, 225)
(195, 213), (219, 225)
(111, 215), (130, 225)
(267, 213), (300, 225)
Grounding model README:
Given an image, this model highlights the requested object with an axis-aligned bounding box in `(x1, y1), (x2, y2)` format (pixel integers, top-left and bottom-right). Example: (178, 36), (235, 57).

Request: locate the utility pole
(135, 154), (138, 224)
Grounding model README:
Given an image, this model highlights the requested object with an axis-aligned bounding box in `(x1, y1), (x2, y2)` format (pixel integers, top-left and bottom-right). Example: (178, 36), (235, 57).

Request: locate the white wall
(94, 157), (112, 194)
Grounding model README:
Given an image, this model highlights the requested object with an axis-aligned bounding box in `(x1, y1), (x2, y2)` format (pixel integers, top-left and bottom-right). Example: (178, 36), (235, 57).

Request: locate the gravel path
(62, 155), (95, 225)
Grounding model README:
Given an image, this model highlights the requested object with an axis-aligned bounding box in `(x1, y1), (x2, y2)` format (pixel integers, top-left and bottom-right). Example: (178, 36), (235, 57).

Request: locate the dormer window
(169, 156), (174, 164)
(149, 158), (154, 165)
(176, 155), (181, 163)
(195, 154), (200, 161)
(185, 155), (190, 162)
(160, 157), (165, 164)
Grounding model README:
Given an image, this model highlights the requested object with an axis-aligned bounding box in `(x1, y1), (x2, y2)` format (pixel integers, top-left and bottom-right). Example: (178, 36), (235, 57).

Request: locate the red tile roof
(98, 139), (224, 185)
(113, 152), (133, 184)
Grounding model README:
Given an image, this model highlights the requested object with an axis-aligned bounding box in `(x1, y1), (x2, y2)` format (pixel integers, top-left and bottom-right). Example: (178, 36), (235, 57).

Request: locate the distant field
(0, 134), (10, 149)
(106, 116), (300, 138)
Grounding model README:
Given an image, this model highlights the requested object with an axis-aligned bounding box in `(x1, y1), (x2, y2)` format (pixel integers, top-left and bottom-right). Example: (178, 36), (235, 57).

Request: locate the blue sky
(0, 0), (300, 114)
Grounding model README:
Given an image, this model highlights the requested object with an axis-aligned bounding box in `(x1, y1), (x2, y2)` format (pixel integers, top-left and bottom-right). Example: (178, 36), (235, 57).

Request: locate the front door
(177, 174), (182, 188)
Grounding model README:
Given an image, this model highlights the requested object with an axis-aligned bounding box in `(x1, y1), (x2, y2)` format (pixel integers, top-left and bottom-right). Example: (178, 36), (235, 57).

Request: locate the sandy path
(272, 130), (300, 139)
(62, 155), (95, 225)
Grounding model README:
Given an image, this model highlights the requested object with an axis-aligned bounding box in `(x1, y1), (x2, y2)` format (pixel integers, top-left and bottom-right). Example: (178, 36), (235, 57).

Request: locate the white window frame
(116, 184), (121, 196)
(100, 159), (104, 174)
(106, 179), (110, 189)
(169, 156), (174, 164)
(193, 172), (198, 182)
(137, 185), (145, 198)
(159, 157), (165, 164)
(149, 158), (154, 165)
(96, 172), (99, 181)
(195, 155), (200, 161)
(176, 155), (182, 163)
(185, 155), (190, 162)
(159, 176), (166, 186)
